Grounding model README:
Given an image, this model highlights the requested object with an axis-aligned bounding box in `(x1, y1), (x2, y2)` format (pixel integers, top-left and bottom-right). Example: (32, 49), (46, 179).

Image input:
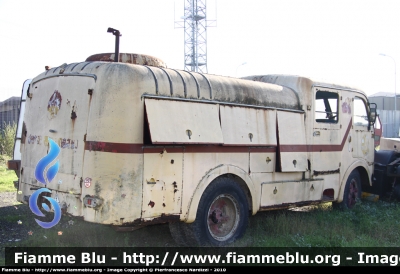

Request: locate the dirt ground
(0, 191), (178, 248)
(0, 192), (34, 246)
(0, 192), (19, 208)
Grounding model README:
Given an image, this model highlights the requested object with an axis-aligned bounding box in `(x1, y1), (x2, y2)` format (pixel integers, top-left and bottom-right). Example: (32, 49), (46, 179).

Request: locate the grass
(0, 156), (17, 192)
(4, 200), (400, 267)
(233, 200), (400, 247)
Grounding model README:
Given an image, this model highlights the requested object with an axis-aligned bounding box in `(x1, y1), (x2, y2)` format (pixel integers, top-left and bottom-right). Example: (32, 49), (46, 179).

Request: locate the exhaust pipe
(107, 27), (122, 62)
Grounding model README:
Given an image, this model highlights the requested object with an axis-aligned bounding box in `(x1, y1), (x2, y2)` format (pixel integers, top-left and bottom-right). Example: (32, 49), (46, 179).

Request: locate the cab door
(312, 88), (341, 173)
(352, 96), (374, 162)
(311, 88), (341, 199)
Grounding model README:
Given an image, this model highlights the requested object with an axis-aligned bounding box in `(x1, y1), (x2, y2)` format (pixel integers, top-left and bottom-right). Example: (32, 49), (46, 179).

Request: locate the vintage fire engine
(8, 51), (400, 246)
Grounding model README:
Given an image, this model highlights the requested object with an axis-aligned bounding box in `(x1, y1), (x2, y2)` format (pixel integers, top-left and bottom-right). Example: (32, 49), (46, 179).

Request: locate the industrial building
(0, 96), (20, 132)
(368, 92), (400, 138)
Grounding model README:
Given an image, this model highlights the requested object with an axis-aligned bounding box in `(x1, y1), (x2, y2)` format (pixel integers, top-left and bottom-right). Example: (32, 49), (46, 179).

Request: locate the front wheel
(336, 170), (361, 209)
(170, 177), (249, 246)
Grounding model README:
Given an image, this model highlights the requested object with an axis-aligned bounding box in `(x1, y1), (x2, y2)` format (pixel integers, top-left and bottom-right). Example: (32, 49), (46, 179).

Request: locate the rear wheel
(170, 177), (249, 246)
(336, 170), (361, 209)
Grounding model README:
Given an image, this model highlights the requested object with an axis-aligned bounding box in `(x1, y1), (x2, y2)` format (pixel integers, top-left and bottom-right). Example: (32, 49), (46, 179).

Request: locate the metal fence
(377, 109), (400, 138)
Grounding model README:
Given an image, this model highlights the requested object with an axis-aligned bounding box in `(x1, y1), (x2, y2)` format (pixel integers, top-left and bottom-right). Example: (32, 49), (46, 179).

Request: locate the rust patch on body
(47, 90), (62, 118)
(148, 201), (155, 208)
(313, 168), (340, 176)
(71, 110), (77, 120)
(113, 214), (180, 232)
(260, 200), (324, 211)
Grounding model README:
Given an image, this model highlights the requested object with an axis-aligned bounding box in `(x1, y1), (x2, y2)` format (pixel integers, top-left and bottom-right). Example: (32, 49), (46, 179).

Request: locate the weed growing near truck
(0, 156), (17, 192)
(0, 122), (16, 157)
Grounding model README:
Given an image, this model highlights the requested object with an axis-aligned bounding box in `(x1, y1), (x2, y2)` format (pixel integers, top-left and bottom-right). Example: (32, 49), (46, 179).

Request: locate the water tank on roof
(86, 53), (167, 68)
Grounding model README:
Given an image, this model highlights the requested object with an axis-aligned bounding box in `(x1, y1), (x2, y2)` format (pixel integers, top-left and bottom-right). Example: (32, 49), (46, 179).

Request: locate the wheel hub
(207, 194), (240, 241)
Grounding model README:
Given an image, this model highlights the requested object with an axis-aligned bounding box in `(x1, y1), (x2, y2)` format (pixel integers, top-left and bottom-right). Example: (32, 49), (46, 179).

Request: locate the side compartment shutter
(145, 98), (223, 144)
(220, 105), (277, 145)
(277, 111), (308, 172)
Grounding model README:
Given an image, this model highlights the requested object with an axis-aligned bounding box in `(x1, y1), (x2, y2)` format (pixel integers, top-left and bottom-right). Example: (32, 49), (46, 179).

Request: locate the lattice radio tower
(175, 0), (216, 73)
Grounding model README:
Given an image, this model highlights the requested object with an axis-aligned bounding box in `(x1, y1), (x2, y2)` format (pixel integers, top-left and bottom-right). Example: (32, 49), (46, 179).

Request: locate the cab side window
(315, 90), (339, 123)
(353, 97), (368, 127)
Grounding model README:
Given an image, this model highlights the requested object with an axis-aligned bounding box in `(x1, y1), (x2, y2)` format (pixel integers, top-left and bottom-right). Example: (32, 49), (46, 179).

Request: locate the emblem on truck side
(84, 177), (92, 188)
(342, 98), (352, 114)
(29, 138), (62, 228)
(47, 90), (62, 118)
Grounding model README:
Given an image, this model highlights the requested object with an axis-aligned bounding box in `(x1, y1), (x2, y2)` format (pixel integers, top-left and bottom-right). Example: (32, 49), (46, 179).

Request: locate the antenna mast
(175, 0), (216, 73)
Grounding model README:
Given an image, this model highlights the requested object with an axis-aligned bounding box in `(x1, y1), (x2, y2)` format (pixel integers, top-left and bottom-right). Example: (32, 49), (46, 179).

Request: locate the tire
(336, 170), (361, 209)
(181, 177), (249, 247)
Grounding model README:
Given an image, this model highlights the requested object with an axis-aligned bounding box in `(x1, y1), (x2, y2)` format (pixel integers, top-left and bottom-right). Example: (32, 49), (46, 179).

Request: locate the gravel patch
(0, 192), (178, 249)
(0, 192), (19, 208)
(0, 192), (33, 248)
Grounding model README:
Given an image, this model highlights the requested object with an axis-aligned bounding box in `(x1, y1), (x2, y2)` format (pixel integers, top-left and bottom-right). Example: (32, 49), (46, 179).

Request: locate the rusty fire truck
(8, 52), (400, 247)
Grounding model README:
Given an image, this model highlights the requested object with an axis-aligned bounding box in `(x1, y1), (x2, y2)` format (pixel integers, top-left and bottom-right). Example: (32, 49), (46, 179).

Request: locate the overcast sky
(1, 0), (399, 102)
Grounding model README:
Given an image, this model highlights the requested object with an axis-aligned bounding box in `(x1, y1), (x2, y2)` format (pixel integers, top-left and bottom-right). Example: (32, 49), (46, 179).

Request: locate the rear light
(7, 160), (19, 171)
(83, 196), (103, 208)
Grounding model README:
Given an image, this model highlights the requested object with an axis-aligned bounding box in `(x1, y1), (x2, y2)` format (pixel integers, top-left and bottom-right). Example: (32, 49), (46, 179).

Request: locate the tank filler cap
(85, 53), (167, 68)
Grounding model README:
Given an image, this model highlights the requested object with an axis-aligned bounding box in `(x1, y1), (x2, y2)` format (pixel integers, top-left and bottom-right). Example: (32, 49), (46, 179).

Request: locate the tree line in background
(0, 122), (16, 159)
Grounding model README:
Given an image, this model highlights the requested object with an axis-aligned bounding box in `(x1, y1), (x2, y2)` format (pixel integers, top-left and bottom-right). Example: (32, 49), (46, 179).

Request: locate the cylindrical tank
(86, 53), (167, 68)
